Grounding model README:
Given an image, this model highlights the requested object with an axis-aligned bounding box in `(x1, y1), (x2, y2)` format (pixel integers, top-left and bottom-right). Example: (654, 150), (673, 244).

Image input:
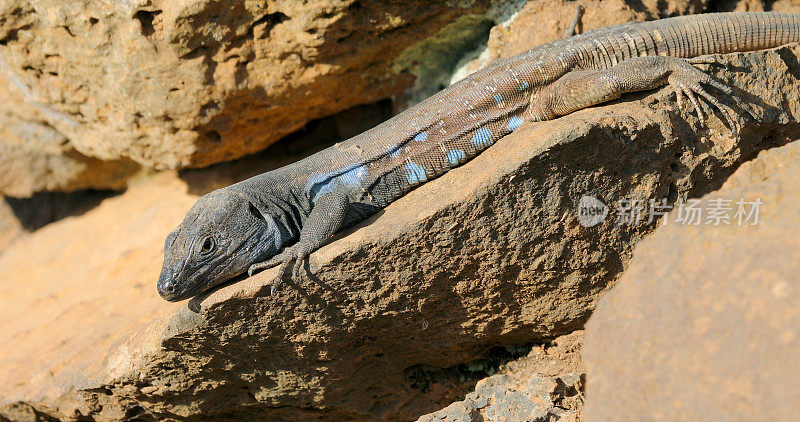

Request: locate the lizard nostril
(158, 277), (175, 294)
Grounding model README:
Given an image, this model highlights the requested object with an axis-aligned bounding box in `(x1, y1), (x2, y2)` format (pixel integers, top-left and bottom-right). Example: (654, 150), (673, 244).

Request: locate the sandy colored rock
(0, 199), (24, 253)
(0, 0), (502, 196)
(582, 138), (800, 421)
(0, 73), (142, 197)
(771, 0), (800, 12)
(0, 173), (190, 393)
(418, 331), (584, 422)
(1, 44), (798, 420)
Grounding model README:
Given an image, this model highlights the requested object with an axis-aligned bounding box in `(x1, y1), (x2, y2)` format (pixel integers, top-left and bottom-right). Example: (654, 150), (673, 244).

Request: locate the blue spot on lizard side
(414, 131), (428, 142)
(337, 165), (367, 187)
(520, 81), (530, 91)
(308, 180), (337, 200)
(507, 116), (524, 131)
(387, 143), (402, 159)
(405, 162), (428, 185)
(493, 94), (503, 106)
(446, 149), (466, 166)
(306, 163), (366, 201)
(472, 128), (493, 148)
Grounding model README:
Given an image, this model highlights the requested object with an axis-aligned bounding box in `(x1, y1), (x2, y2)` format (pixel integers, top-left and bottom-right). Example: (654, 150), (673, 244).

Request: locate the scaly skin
(158, 12), (800, 301)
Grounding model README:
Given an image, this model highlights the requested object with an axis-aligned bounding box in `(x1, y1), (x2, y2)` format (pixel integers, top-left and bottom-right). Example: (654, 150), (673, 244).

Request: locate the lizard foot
(248, 250), (290, 276)
(270, 254), (295, 296)
(668, 62), (742, 134)
(247, 246), (312, 295)
(248, 248), (297, 296)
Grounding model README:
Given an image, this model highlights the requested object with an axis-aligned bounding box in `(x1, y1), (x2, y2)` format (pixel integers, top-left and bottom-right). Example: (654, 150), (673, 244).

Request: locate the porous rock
(0, 0), (498, 195)
(1, 44), (799, 420)
(417, 331), (584, 422)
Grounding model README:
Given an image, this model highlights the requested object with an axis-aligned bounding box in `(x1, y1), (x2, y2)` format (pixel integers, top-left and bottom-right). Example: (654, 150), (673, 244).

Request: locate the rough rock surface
(418, 331), (584, 422)
(772, 0), (800, 12)
(582, 139), (800, 421)
(1, 44), (799, 420)
(0, 75), (143, 197)
(0, 0), (503, 196)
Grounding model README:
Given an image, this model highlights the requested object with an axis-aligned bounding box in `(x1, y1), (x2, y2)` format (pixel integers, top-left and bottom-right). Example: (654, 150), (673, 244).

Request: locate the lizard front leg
(528, 56), (743, 133)
(248, 190), (350, 295)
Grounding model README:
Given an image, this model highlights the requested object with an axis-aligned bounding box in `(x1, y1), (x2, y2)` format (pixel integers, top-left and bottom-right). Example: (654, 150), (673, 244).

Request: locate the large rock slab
(0, 0), (502, 196)
(1, 45), (799, 420)
(582, 137), (800, 421)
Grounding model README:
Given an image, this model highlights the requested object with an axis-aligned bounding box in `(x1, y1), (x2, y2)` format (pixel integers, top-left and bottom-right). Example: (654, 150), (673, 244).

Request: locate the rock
(1, 43), (799, 421)
(0, 0), (503, 195)
(582, 138), (800, 421)
(0, 198), (24, 253)
(418, 331), (585, 422)
(772, 0), (800, 12)
(0, 74), (142, 197)
(0, 172), (190, 420)
(0, 190), (120, 257)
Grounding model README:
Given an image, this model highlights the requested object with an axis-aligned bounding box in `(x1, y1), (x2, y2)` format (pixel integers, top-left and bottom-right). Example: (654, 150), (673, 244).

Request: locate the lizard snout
(157, 268), (181, 301)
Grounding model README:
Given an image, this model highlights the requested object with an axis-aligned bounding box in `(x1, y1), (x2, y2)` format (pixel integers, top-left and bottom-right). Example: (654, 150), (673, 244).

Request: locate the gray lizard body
(158, 12), (800, 301)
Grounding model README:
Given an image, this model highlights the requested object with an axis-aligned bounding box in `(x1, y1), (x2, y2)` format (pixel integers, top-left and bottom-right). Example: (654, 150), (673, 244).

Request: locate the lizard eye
(200, 236), (215, 253)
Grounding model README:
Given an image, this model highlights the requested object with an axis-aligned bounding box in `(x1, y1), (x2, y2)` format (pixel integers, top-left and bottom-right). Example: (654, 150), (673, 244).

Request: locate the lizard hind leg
(528, 56), (746, 134)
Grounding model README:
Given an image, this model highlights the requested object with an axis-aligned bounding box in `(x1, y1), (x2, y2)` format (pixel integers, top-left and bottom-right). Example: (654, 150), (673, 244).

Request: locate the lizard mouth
(157, 261), (207, 302)
(157, 256), (237, 301)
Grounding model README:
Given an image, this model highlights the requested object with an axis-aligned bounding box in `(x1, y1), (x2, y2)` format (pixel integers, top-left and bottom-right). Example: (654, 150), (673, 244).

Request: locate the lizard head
(157, 189), (284, 301)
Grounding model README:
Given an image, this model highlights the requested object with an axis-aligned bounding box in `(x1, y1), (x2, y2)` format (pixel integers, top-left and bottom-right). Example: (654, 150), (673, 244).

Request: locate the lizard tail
(641, 12), (800, 58)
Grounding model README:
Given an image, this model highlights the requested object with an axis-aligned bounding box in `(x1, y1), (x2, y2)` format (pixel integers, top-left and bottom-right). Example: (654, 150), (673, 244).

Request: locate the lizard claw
(291, 254), (307, 281)
(248, 258), (278, 277)
(668, 63), (742, 135)
(248, 263), (264, 277)
(246, 248), (300, 295)
(271, 250), (311, 295)
(270, 258), (293, 296)
(248, 247), (295, 277)
(247, 247), (313, 295)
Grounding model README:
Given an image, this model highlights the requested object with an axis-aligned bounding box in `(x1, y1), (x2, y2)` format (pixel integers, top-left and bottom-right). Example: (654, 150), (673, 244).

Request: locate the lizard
(158, 11), (800, 302)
